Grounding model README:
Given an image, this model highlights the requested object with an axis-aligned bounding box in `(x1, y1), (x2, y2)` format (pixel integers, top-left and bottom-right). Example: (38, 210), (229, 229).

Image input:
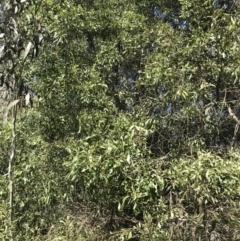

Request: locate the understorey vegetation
(1, 0), (240, 240)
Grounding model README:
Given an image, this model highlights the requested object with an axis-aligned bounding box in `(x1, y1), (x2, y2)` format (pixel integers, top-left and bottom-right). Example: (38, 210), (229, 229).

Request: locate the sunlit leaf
(23, 41), (32, 60)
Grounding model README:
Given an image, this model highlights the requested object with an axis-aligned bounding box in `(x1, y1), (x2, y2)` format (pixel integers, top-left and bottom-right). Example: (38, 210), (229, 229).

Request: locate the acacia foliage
(1, 0), (240, 240)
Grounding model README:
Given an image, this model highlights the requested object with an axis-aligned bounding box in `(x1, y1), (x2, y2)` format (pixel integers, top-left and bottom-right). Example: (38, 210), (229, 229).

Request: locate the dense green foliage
(1, 0), (240, 240)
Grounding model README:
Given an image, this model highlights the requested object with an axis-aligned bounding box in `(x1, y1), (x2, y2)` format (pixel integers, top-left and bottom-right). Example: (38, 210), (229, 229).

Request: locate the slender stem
(8, 105), (17, 241)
